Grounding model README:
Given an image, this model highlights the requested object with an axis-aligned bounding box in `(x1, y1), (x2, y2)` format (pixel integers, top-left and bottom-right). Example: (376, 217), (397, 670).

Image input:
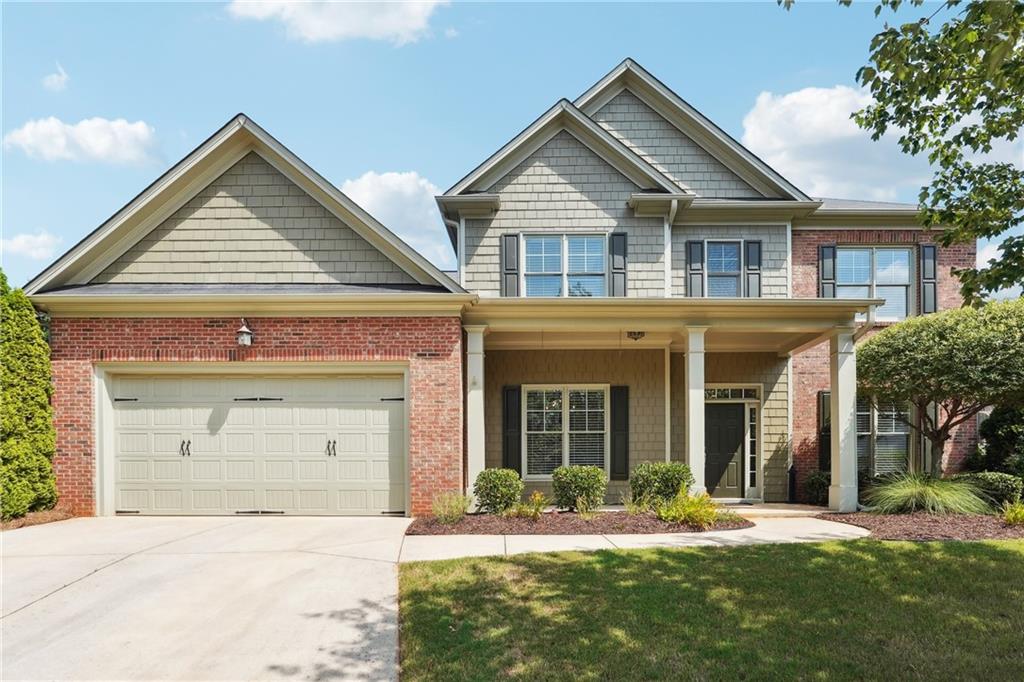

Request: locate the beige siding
(464, 130), (665, 297)
(95, 152), (416, 285)
(671, 224), (789, 297)
(593, 89), (764, 198)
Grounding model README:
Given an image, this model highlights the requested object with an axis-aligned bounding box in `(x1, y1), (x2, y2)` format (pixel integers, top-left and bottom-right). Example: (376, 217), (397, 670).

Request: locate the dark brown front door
(705, 404), (745, 498)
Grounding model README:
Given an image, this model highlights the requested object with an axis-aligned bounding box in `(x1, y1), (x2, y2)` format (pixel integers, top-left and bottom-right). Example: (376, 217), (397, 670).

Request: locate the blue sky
(2, 1), (1018, 291)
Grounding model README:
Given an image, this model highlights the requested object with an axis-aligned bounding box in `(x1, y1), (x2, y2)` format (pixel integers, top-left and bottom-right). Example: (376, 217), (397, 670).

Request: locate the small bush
(1003, 500), (1024, 526)
(630, 462), (695, 506)
(864, 474), (990, 515)
(473, 468), (524, 514)
(953, 471), (1023, 508)
(1006, 453), (1024, 479)
(551, 465), (607, 511)
(804, 470), (831, 506)
(979, 406), (1024, 471)
(655, 491), (720, 530)
(431, 491), (471, 524)
(504, 490), (549, 521)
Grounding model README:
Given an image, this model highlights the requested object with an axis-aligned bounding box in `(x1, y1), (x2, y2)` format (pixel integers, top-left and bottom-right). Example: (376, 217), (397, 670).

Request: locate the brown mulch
(821, 511), (1024, 541)
(406, 510), (754, 535)
(1, 508), (76, 531)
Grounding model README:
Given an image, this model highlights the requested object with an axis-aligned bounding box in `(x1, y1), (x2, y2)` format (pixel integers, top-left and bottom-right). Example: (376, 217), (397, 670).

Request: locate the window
(524, 235), (606, 297)
(524, 386), (608, 477)
(748, 405), (758, 489)
(706, 242), (741, 297)
(836, 247), (912, 320)
(819, 392), (910, 475)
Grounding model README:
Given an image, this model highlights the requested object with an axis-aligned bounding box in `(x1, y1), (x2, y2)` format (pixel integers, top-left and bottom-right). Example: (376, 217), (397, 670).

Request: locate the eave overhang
(793, 207), (925, 229)
(676, 199), (823, 223)
(627, 192), (696, 217)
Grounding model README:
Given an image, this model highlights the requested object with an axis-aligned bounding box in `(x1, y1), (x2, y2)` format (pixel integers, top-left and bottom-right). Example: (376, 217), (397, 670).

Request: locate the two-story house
(25, 59), (975, 518)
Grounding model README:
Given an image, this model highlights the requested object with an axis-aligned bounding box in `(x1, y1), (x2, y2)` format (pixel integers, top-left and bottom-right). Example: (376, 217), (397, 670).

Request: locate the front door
(705, 403), (745, 498)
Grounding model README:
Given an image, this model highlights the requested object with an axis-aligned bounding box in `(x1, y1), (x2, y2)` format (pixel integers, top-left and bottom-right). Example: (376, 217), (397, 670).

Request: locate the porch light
(236, 318), (254, 346)
(626, 331), (646, 341)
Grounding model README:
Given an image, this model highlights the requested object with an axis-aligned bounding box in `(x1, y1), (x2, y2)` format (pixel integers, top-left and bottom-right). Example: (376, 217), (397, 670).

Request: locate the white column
(829, 328), (859, 511)
(685, 327), (708, 494)
(664, 347), (671, 462)
(464, 325), (487, 495)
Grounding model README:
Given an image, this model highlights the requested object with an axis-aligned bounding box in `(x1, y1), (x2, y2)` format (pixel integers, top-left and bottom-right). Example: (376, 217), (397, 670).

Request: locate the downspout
(443, 216), (462, 286)
(664, 199), (678, 296)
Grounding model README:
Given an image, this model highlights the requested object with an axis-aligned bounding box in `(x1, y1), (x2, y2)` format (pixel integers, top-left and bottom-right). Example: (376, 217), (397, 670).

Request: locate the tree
(0, 270), (58, 519)
(857, 298), (1024, 476)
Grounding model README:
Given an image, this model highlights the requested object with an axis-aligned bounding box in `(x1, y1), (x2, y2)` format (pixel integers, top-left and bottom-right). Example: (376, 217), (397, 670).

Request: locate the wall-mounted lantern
(236, 318), (254, 346)
(626, 330), (646, 342)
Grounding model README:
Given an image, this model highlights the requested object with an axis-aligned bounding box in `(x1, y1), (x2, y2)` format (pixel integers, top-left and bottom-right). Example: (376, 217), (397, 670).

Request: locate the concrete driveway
(2, 516), (411, 682)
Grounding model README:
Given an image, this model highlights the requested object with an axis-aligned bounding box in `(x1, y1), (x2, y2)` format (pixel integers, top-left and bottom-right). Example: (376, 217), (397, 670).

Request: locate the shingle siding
(671, 224), (788, 297)
(94, 152), (416, 285)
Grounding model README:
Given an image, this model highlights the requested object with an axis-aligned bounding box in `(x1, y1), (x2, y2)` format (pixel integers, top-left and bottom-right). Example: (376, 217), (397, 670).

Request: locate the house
(25, 59), (976, 517)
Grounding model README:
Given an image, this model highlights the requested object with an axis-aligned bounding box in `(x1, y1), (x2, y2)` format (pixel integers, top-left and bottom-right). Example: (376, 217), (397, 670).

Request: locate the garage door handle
(330, 440), (337, 457)
(185, 440), (191, 457)
(179, 440), (186, 457)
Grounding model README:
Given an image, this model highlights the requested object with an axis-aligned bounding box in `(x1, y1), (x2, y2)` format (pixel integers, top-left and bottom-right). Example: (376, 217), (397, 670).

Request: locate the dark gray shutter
(686, 241), (704, 297)
(610, 386), (629, 480)
(819, 245), (836, 298)
(502, 386), (522, 472)
(744, 240), (762, 298)
(500, 234), (519, 297)
(920, 244), (937, 314)
(818, 391), (831, 471)
(610, 232), (627, 297)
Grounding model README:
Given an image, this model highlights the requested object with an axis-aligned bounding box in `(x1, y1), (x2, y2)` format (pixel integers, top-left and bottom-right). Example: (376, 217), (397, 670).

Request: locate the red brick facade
(49, 316), (464, 516)
(791, 230), (978, 499)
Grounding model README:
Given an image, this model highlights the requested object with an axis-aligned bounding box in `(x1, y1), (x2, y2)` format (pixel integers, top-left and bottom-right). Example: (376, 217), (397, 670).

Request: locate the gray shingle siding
(671, 224), (788, 298)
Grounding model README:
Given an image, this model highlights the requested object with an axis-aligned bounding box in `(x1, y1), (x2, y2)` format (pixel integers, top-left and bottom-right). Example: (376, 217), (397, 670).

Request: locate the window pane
(708, 275), (740, 297)
(837, 249), (871, 284)
(875, 249), (911, 284)
(569, 433), (604, 467)
(568, 275), (605, 297)
(544, 411), (562, 431)
(527, 433), (562, 475)
(525, 275), (562, 297)
(874, 435), (909, 475)
(567, 236), (605, 273)
(526, 411), (544, 431)
(836, 285), (871, 300)
(707, 243), (740, 273)
(875, 286), (908, 320)
(877, 404), (910, 434)
(524, 236), (561, 274)
(856, 397), (871, 434)
(857, 435), (871, 474)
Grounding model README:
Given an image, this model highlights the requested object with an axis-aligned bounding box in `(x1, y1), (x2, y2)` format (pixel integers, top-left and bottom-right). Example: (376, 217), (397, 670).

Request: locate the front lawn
(399, 540), (1024, 681)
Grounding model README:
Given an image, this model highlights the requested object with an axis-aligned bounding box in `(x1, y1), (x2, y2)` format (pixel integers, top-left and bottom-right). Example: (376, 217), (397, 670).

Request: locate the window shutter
(500, 234), (519, 297)
(610, 386), (629, 481)
(818, 390), (831, 471)
(920, 244), (937, 314)
(745, 240), (762, 298)
(686, 241), (704, 297)
(610, 232), (627, 297)
(502, 386), (522, 472)
(819, 245), (836, 298)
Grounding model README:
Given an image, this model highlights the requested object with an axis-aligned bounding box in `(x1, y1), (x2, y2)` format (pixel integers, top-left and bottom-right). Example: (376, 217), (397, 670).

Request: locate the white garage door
(111, 375), (406, 515)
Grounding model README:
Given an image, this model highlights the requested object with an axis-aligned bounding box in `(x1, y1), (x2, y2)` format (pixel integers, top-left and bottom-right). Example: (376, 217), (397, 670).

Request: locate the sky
(2, 1), (1021, 295)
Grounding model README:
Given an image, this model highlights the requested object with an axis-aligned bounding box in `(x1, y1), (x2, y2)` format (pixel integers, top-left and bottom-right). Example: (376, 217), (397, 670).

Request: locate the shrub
(504, 491), (549, 521)
(630, 462), (695, 506)
(979, 406), (1024, 471)
(1003, 500), (1024, 526)
(1005, 453), (1024, 479)
(864, 473), (990, 515)
(953, 471), (1023, 507)
(473, 468), (524, 514)
(431, 491), (471, 524)
(803, 470), (831, 506)
(655, 492), (720, 530)
(551, 465), (606, 511)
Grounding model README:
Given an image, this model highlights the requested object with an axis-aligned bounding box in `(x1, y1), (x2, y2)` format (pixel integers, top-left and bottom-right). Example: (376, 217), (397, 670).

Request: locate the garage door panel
(190, 460), (222, 481)
(152, 460), (184, 481)
(192, 489), (223, 511)
(264, 460), (295, 481)
(297, 489), (329, 511)
(225, 489), (256, 510)
(298, 460), (329, 481)
(118, 433), (150, 455)
(150, 433), (184, 455)
(263, 433), (294, 453)
(152, 489), (184, 512)
(118, 460), (149, 481)
(118, 489), (150, 511)
(225, 433), (255, 454)
(225, 460), (257, 481)
(264, 489), (294, 510)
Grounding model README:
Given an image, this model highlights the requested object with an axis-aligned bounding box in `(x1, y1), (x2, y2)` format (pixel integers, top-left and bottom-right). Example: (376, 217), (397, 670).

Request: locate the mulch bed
(821, 511), (1024, 541)
(406, 511), (754, 535)
(1, 508), (75, 531)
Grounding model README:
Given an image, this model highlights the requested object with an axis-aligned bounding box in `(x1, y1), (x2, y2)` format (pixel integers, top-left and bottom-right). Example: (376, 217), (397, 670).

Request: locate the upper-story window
(707, 242), (742, 297)
(836, 247), (912, 320)
(524, 234), (606, 297)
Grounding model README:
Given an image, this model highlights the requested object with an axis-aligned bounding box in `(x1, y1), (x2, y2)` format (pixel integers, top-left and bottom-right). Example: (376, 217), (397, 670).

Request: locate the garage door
(111, 375), (405, 515)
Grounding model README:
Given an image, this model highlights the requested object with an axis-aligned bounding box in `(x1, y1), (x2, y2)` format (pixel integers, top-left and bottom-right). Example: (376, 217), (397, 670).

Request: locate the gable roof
(24, 114), (464, 295)
(574, 58), (811, 201)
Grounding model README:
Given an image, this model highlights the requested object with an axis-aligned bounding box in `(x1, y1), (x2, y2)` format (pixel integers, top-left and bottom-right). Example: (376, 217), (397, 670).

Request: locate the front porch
(463, 298), (874, 511)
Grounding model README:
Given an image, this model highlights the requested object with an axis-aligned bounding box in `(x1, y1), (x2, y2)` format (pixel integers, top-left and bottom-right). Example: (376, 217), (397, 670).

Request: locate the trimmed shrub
(473, 468), (524, 514)
(630, 462), (694, 506)
(655, 492), (720, 530)
(431, 491), (471, 524)
(953, 471), (1023, 507)
(864, 474), (990, 515)
(551, 465), (607, 511)
(0, 271), (58, 520)
(1003, 500), (1024, 526)
(804, 470), (831, 506)
(979, 406), (1024, 471)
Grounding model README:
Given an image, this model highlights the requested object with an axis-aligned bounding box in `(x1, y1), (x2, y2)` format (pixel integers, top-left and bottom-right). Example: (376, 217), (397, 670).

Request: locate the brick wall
(790, 230), (977, 499)
(49, 316), (463, 516)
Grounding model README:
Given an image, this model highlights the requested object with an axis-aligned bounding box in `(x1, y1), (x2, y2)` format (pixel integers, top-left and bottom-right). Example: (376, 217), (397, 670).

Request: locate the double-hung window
(524, 386), (608, 478)
(836, 247), (912, 320)
(706, 242), (742, 297)
(524, 235), (606, 297)
(820, 391), (910, 475)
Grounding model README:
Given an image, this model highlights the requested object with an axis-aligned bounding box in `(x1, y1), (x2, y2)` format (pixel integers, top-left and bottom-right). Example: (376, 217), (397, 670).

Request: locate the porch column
(685, 327), (708, 494)
(829, 328), (858, 511)
(464, 325), (487, 495)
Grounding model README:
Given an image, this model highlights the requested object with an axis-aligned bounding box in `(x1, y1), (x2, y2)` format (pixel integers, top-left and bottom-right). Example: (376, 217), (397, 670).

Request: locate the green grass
(399, 540), (1024, 681)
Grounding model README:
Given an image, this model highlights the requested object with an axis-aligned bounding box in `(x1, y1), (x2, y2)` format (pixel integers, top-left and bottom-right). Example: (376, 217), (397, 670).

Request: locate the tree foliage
(857, 298), (1024, 475)
(1, 270), (58, 519)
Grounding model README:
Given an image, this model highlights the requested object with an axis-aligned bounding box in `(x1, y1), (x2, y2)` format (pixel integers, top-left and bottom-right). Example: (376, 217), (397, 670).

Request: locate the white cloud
(3, 116), (157, 164)
(977, 238), (1023, 300)
(444, 26), (458, 39)
(341, 170), (454, 269)
(1, 231), (63, 260)
(42, 62), (69, 92)
(227, 1), (448, 45)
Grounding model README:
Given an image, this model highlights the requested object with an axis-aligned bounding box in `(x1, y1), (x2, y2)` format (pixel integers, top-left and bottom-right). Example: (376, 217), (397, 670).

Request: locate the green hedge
(551, 465), (606, 511)
(953, 471), (1023, 508)
(804, 470), (831, 506)
(630, 462), (694, 505)
(473, 468), (524, 514)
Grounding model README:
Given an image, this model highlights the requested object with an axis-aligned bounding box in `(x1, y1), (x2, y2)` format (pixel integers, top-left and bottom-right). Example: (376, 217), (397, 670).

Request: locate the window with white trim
(706, 241), (741, 297)
(524, 235), (606, 297)
(524, 386), (608, 477)
(856, 397), (911, 475)
(748, 405), (758, 489)
(836, 247), (912, 320)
